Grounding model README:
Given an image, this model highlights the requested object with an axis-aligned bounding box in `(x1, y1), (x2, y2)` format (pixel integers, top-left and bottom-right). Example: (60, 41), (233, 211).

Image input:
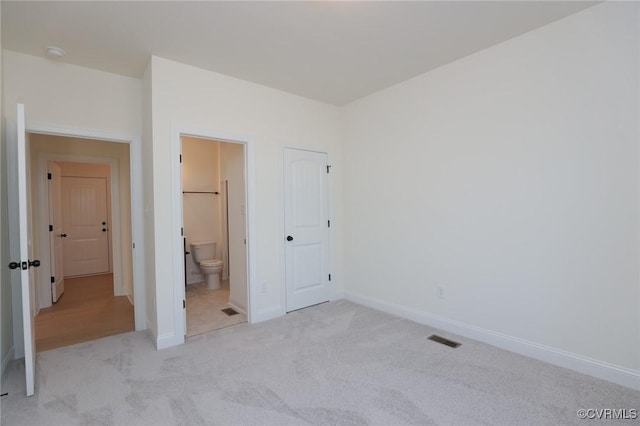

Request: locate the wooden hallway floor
(35, 273), (134, 353)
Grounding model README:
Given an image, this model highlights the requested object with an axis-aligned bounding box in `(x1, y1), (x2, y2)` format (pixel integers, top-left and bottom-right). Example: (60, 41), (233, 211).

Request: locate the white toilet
(190, 241), (223, 290)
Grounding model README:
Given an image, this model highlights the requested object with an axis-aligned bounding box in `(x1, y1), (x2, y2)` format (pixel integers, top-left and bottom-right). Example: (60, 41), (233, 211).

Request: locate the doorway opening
(30, 133), (135, 351)
(180, 135), (249, 337)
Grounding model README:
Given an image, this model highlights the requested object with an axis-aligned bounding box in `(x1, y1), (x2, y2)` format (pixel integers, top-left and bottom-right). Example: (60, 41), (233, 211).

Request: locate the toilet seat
(201, 259), (223, 268)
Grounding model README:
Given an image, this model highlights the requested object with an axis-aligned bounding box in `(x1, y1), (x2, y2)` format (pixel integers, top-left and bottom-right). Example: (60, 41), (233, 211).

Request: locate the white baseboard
(344, 291), (640, 391)
(330, 290), (344, 302)
(251, 305), (284, 324)
(156, 331), (184, 350)
(228, 299), (246, 315)
(1, 346), (15, 389)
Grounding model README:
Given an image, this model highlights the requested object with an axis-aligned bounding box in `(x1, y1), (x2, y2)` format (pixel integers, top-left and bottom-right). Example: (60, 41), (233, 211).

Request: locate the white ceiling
(2, 1), (596, 105)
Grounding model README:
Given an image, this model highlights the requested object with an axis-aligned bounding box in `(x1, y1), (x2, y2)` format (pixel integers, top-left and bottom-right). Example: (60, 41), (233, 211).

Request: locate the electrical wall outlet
(437, 285), (445, 299)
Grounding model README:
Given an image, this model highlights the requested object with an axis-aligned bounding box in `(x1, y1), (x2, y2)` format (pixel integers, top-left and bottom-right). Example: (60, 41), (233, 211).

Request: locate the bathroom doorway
(181, 136), (248, 337)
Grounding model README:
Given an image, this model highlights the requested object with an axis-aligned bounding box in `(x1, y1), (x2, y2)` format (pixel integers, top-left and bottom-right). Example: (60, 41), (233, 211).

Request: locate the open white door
(284, 148), (331, 312)
(7, 104), (38, 396)
(48, 162), (64, 302)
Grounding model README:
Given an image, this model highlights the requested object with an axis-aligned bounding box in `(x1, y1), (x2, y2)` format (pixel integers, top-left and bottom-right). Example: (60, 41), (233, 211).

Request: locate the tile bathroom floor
(186, 278), (247, 337)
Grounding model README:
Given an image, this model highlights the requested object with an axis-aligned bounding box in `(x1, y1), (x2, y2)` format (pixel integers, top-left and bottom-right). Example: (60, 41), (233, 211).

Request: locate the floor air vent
(221, 307), (239, 316)
(428, 334), (461, 348)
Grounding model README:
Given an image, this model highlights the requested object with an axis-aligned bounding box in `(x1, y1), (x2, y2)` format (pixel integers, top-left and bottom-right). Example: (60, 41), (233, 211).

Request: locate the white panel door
(48, 162), (65, 302)
(284, 148), (330, 312)
(7, 104), (37, 396)
(62, 177), (110, 277)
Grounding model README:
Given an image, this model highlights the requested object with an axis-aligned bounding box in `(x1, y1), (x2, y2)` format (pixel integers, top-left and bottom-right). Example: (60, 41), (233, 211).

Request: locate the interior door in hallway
(284, 148), (331, 312)
(7, 104), (37, 395)
(62, 176), (110, 277)
(48, 162), (65, 301)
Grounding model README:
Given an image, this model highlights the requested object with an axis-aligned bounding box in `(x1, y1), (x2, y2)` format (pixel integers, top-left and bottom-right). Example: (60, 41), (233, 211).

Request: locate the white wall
(3, 3), (633, 390)
(148, 56), (344, 346)
(220, 142), (248, 312)
(3, 51), (140, 137)
(343, 2), (639, 386)
(2, 49), (146, 348)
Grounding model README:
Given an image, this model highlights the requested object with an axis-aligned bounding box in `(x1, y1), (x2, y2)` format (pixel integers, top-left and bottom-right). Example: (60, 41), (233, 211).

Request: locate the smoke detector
(46, 46), (66, 59)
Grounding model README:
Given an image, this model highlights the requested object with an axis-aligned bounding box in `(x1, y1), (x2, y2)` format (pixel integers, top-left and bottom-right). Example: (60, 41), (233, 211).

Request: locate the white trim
(344, 291), (640, 391)
(170, 125), (256, 348)
(26, 122), (133, 145)
(326, 150), (338, 301)
(0, 346), (15, 390)
(227, 301), (246, 315)
(156, 331), (183, 350)
(252, 306), (284, 323)
(170, 127), (186, 345)
(244, 135), (258, 325)
(278, 148), (287, 317)
(109, 170), (120, 288)
(129, 135), (146, 330)
(24, 122), (146, 332)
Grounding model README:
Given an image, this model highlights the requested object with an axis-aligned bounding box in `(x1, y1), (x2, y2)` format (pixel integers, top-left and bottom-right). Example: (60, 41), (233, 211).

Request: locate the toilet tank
(190, 241), (216, 263)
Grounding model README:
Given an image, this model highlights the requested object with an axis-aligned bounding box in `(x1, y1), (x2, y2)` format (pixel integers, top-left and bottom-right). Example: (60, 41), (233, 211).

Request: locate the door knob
(59, 233), (67, 238)
(29, 259), (41, 268)
(102, 228), (108, 232)
(102, 221), (106, 225)
(286, 235), (293, 241)
(8, 262), (20, 270)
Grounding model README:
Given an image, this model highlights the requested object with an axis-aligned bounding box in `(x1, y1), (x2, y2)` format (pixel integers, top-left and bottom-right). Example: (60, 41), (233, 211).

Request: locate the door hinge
(49, 224), (53, 232)
(326, 165), (331, 174)
(50, 276), (55, 283)
(329, 274), (331, 282)
(183, 300), (186, 309)
(47, 173), (52, 180)
(132, 242), (136, 249)
(179, 154), (182, 164)
(328, 220), (330, 228)
(181, 227), (184, 236)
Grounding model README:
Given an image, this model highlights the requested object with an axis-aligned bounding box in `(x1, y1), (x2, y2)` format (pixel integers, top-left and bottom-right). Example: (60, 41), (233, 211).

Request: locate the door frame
(47, 161), (64, 303)
(7, 121), (147, 360)
(171, 126), (256, 343)
(36, 154), (121, 308)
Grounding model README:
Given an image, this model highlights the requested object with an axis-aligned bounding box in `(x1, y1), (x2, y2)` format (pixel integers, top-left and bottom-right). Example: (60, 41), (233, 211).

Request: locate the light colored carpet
(1, 300), (638, 425)
(186, 281), (246, 337)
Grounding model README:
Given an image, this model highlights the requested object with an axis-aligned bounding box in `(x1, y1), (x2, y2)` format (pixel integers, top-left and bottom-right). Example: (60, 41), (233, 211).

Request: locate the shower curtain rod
(182, 191), (219, 195)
